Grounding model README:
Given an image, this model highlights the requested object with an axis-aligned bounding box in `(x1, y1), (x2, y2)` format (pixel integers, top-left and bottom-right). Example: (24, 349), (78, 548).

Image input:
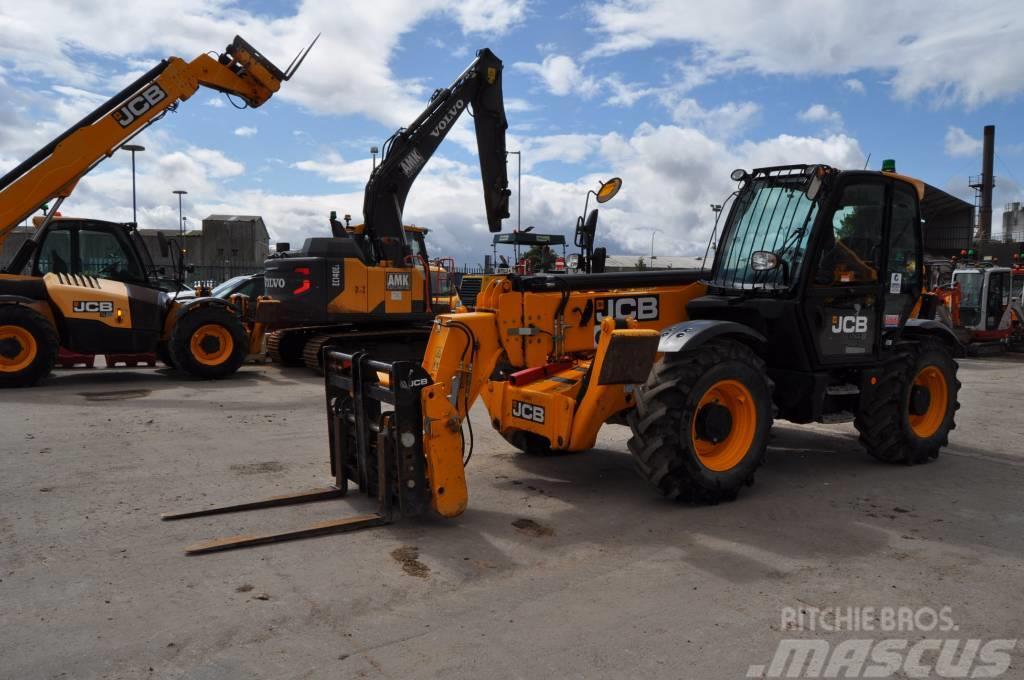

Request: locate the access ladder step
(825, 384), (860, 396)
(820, 410), (855, 424)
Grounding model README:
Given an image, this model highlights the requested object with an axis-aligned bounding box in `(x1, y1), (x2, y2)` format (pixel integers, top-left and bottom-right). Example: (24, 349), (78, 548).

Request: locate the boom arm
(362, 48), (510, 265)
(0, 34), (317, 245)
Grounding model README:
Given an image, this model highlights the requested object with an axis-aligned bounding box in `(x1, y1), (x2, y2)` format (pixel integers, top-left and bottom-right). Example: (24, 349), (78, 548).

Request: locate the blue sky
(1, 1), (1021, 264)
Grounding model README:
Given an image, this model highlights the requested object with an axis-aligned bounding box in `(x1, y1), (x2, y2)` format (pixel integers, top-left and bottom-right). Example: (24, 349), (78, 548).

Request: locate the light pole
(370, 146), (379, 172)
(506, 150), (522, 231)
(172, 189), (188, 267)
(643, 227), (663, 260)
(173, 190), (188, 239)
(121, 143), (145, 226)
(710, 203), (723, 220)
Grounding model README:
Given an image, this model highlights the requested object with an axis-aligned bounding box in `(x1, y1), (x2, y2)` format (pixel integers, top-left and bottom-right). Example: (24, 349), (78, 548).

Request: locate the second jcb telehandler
(0, 34), (315, 386)
(169, 163), (964, 554)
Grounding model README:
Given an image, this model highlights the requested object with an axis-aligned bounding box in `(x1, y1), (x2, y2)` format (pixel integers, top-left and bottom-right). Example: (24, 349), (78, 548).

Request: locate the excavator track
(267, 329), (316, 366)
(302, 334), (336, 374)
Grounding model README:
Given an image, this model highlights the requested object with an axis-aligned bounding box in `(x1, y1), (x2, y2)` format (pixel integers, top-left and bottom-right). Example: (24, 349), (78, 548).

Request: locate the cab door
(802, 178), (888, 365)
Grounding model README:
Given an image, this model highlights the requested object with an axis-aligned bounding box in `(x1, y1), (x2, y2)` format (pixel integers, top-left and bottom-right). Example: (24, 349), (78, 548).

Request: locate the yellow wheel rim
(691, 379), (758, 472)
(190, 324), (233, 366)
(0, 325), (38, 373)
(908, 366), (948, 439)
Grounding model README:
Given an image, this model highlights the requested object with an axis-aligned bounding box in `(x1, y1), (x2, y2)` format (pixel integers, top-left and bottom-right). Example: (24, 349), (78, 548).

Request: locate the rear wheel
(168, 306), (247, 379)
(0, 305), (59, 388)
(855, 339), (959, 464)
(627, 340), (773, 503)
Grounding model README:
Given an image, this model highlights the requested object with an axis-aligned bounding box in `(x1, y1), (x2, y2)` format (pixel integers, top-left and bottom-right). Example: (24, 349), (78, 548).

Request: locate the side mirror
(276, 242), (290, 252)
(750, 251), (780, 271)
(806, 174), (823, 201)
(157, 232), (170, 258)
(592, 247), (607, 274)
(596, 177), (622, 204)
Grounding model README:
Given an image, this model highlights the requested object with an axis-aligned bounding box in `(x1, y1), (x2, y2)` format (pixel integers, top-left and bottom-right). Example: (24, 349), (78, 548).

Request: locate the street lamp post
(642, 227), (663, 260)
(121, 143), (145, 226)
(172, 189), (188, 267)
(370, 146), (379, 172)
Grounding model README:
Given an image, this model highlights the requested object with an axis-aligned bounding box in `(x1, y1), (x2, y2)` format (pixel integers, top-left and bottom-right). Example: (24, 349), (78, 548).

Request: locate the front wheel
(168, 306), (247, 379)
(627, 339), (773, 503)
(855, 339), (960, 464)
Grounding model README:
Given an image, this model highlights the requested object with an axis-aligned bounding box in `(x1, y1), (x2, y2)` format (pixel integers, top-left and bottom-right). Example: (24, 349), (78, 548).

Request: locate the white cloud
(0, 0), (530, 129)
(843, 78), (865, 94)
(671, 99), (760, 138)
(514, 54), (599, 98)
(504, 97), (534, 113)
(585, 0), (1024, 107)
(234, 126), (258, 138)
(798, 104), (843, 132)
(603, 75), (659, 107)
(944, 126), (982, 158)
(205, 96), (226, 108)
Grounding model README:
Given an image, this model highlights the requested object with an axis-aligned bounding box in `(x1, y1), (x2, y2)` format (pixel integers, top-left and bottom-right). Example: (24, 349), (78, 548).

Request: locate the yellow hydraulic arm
(0, 34), (317, 245)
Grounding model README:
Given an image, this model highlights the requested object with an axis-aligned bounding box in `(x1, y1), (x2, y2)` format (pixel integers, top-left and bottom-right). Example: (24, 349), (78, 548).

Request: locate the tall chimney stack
(978, 124), (995, 241)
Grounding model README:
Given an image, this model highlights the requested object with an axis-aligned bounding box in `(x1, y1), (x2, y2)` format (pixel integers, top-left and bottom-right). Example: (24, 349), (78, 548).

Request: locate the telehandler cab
(169, 163), (963, 554)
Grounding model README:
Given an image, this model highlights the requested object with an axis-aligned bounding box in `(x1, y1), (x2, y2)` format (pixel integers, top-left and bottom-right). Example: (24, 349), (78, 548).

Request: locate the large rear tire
(0, 305), (59, 388)
(168, 306), (247, 379)
(627, 339), (773, 503)
(855, 339), (959, 464)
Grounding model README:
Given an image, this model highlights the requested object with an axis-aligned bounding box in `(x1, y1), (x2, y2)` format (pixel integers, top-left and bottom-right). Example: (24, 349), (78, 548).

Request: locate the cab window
(887, 184), (920, 293)
(34, 228), (72, 275)
(79, 228), (142, 282)
(814, 183), (885, 286)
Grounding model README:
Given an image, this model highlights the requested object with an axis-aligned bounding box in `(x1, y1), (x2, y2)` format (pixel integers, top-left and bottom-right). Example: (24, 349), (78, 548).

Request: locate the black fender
(902, 318), (964, 355)
(0, 294), (37, 305)
(173, 296), (238, 320)
(657, 319), (766, 353)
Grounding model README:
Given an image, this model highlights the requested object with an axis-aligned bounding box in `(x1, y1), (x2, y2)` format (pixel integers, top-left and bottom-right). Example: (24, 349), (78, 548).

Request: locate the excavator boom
(362, 48), (510, 265)
(0, 34), (317, 245)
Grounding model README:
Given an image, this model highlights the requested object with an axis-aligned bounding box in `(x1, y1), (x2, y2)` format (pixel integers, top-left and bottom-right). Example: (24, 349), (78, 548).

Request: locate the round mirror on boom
(596, 177), (622, 203)
(730, 169), (748, 182)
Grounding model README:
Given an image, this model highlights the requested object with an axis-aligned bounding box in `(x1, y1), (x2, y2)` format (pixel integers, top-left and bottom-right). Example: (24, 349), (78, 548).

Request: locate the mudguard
(0, 294), (37, 305)
(658, 319), (765, 353)
(903, 317), (964, 352)
(173, 296), (238, 319)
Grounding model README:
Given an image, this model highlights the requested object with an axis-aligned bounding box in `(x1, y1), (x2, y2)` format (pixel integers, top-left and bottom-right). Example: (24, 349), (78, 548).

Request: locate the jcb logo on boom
(595, 295), (660, 324)
(511, 400), (545, 424)
(112, 84), (168, 128)
(831, 315), (868, 334)
(72, 300), (114, 314)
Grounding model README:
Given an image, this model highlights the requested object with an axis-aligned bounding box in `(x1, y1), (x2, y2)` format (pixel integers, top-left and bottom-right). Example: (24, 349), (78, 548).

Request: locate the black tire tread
(168, 306), (247, 380)
(627, 340), (772, 503)
(854, 339), (960, 464)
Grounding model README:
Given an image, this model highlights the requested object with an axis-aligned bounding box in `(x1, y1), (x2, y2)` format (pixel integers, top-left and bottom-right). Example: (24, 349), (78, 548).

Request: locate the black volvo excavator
(260, 48), (511, 372)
